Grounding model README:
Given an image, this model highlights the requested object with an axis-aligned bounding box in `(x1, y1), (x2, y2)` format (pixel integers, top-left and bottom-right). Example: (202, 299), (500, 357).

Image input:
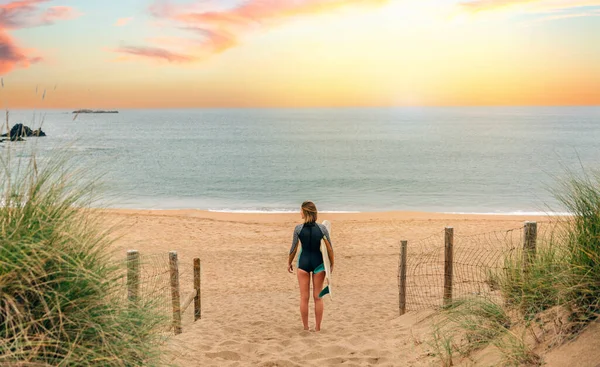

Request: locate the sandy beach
(100, 209), (557, 366)
(5, 0), (599, 363)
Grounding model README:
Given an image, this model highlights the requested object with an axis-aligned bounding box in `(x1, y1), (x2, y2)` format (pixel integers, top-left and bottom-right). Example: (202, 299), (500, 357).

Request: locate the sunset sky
(1, 0), (600, 108)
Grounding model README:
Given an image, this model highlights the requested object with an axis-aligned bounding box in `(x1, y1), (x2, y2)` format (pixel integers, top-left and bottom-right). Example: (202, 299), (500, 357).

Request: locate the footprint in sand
(346, 335), (367, 346)
(219, 340), (239, 346)
(323, 345), (352, 355)
(298, 330), (312, 338)
(205, 351), (242, 361)
(239, 343), (260, 353)
(278, 339), (292, 347)
(366, 356), (387, 364)
(259, 360), (300, 367)
(321, 358), (362, 367)
(301, 351), (326, 360)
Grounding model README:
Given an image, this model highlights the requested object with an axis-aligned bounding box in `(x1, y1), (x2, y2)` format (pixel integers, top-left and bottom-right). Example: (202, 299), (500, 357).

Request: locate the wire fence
(114, 251), (200, 334)
(400, 221), (563, 312)
(110, 221), (564, 329)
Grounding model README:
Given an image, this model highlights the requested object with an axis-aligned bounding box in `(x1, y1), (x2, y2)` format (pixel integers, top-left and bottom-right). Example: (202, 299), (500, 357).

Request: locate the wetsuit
(289, 222), (333, 274)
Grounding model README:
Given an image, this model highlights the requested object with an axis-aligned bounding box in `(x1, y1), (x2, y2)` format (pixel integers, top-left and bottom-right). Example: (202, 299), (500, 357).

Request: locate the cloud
(29, 55), (43, 63)
(460, 0), (533, 12)
(0, 32), (28, 73)
(40, 5), (79, 24)
(117, 0), (389, 63)
(116, 45), (195, 63)
(460, 0), (600, 12)
(115, 16), (133, 26)
(528, 8), (600, 23)
(0, 0), (79, 28)
(0, 0), (79, 74)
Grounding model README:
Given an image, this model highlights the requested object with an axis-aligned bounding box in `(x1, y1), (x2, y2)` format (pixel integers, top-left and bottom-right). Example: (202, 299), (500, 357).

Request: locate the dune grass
(498, 242), (571, 320)
(429, 168), (600, 366)
(0, 144), (168, 366)
(553, 170), (600, 322)
(430, 297), (524, 366)
(500, 168), (600, 327)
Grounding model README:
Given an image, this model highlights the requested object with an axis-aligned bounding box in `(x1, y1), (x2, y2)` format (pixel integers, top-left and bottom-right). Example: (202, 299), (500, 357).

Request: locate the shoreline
(101, 208), (555, 223)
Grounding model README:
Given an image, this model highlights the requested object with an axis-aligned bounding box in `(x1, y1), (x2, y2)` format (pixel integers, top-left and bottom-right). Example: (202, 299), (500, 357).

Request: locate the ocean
(5, 106), (600, 214)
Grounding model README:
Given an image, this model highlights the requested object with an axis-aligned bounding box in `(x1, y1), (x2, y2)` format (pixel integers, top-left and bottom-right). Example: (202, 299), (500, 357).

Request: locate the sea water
(5, 106), (600, 214)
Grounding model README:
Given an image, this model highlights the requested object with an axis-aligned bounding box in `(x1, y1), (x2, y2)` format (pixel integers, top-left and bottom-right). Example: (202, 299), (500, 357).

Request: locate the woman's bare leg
(297, 269), (311, 330)
(312, 271), (326, 331)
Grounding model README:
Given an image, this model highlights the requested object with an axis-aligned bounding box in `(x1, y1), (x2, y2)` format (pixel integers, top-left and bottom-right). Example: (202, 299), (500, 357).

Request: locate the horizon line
(4, 104), (600, 111)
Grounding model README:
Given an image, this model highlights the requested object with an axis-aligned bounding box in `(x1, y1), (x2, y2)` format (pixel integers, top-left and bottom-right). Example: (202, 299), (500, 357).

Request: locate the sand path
(104, 210), (543, 366)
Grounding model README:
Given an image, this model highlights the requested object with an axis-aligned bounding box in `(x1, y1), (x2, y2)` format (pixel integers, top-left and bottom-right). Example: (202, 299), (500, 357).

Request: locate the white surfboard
(319, 220), (333, 299)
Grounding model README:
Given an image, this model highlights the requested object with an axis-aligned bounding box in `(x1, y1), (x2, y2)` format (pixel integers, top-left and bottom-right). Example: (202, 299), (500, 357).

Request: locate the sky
(1, 0), (599, 108)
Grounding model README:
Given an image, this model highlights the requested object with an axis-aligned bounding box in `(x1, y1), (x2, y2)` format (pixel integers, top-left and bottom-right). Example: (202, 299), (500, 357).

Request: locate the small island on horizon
(72, 109), (119, 114)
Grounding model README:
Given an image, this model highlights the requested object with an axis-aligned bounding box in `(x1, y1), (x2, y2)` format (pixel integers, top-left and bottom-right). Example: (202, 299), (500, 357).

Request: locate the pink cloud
(1, 0), (78, 28)
(0, 0), (79, 74)
(0, 32), (28, 73)
(116, 45), (195, 63)
(40, 5), (79, 24)
(117, 0), (389, 63)
(115, 16), (133, 26)
(0, 0), (47, 29)
(1, 0), (47, 12)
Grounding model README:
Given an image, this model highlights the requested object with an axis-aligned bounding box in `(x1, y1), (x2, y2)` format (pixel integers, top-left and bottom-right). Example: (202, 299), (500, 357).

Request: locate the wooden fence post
(169, 251), (182, 335)
(443, 227), (454, 307)
(399, 240), (408, 316)
(127, 250), (140, 303)
(523, 221), (537, 272)
(194, 258), (201, 321)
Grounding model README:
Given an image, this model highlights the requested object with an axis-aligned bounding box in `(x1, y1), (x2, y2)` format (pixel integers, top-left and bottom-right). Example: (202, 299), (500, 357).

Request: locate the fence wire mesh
(115, 251), (198, 333)
(401, 221), (560, 311)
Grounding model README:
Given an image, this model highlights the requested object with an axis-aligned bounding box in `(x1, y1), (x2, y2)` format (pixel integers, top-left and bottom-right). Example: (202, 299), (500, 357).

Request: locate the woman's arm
(288, 225), (301, 272)
(288, 246), (298, 270)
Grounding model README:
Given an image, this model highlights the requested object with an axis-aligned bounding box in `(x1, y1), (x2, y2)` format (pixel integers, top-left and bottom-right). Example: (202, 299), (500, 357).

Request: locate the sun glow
(1, 0), (599, 108)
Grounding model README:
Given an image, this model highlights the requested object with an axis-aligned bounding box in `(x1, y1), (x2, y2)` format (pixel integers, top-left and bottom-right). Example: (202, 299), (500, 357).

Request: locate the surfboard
(319, 220), (333, 299)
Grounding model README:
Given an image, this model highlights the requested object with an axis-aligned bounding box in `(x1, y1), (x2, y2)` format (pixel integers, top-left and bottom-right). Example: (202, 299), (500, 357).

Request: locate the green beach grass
(429, 168), (600, 366)
(0, 142), (168, 366)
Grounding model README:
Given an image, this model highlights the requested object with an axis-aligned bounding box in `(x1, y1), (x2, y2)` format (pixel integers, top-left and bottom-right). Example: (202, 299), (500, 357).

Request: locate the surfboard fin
(318, 286), (330, 299)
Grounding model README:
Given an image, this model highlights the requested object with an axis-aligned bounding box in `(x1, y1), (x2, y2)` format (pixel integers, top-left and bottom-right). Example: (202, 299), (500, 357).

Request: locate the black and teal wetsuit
(290, 222), (332, 274)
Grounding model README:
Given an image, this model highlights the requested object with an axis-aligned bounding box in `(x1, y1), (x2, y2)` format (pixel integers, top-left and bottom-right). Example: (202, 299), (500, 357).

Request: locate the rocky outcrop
(0, 124), (46, 141)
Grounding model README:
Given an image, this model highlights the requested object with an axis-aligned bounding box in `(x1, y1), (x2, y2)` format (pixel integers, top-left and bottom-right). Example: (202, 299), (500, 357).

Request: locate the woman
(288, 201), (333, 332)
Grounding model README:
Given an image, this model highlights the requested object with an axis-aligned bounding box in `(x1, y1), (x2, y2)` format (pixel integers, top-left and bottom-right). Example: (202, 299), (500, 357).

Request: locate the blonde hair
(301, 201), (318, 223)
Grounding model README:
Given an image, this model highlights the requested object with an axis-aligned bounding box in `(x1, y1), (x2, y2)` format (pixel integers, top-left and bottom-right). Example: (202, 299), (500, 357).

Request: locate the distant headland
(72, 109), (119, 114)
